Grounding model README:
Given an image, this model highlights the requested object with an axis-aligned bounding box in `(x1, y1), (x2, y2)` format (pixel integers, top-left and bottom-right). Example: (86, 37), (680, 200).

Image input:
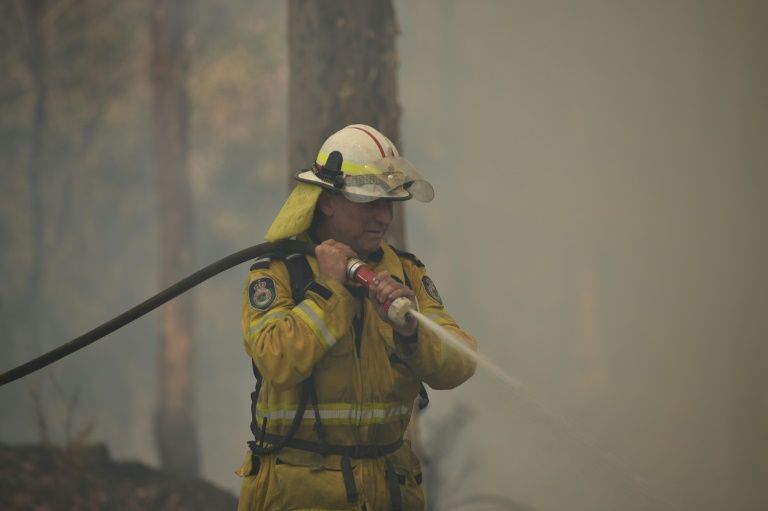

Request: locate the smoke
(1, 2), (766, 510)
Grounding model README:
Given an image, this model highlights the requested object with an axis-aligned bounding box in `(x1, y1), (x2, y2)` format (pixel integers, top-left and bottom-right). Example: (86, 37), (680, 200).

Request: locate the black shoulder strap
(283, 253), (314, 304)
(391, 247), (417, 289)
(402, 267), (412, 290)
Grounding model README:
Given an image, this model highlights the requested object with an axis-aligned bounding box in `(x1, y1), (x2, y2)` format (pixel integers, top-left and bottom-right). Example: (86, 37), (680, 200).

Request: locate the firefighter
(237, 124), (477, 510)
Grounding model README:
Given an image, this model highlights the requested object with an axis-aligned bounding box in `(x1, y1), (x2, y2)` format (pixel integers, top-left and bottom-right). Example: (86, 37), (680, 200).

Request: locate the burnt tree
(288, 0), (405, 247)
(150, 0), (199, 476)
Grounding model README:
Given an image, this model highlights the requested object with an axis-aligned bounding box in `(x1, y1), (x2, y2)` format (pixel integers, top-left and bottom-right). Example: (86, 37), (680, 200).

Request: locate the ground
(0, 442), (237, 511)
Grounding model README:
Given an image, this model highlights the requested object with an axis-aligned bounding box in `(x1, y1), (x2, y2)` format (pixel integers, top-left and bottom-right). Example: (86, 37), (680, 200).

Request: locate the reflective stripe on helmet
(349, 125), (386, 157)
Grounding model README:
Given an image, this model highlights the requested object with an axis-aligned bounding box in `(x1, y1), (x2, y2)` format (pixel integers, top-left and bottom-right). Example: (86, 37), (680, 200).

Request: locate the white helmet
(296, 124), (434, 203)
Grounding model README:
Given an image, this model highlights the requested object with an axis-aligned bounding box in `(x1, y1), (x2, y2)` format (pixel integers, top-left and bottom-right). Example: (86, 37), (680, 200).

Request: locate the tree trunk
(150, 0), (198, 477)
(288, 0), (424, 459)
(288, 0), (405, 248)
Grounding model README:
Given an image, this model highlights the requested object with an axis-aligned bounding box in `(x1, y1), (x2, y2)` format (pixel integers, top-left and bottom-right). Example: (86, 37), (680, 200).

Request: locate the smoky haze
(1, 1), (767, 511)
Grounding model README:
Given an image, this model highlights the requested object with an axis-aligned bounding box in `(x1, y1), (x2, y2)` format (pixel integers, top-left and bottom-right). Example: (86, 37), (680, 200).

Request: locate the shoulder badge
(248, 277), (277, 310)
(422, 275), (443, 305)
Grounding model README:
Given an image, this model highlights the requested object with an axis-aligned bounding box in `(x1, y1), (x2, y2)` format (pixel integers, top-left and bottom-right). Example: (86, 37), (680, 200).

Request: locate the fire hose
(0, 240), (312, 386)
(0, 240), (421, 388)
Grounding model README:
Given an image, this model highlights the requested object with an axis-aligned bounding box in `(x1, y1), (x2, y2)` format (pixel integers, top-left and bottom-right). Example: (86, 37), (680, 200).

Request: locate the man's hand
(316, 240), (358, 284)
(369, 271), (418, 336)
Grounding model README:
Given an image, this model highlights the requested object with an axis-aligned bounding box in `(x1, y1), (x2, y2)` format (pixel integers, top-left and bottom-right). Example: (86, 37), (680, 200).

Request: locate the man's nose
(373, 200), (393, 225)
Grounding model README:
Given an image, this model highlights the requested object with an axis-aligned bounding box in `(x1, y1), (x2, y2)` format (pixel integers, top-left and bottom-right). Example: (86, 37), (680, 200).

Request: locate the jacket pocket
(390, 446), (426, 510)
(272, 453), (357, 510)
(235, 451), (273, 511)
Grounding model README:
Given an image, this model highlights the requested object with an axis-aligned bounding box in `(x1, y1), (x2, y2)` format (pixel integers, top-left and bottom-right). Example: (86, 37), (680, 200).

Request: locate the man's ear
(317, 191), (334, 217)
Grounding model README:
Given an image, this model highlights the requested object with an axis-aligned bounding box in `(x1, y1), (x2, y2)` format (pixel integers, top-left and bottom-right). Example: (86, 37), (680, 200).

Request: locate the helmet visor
(341, 156), (435, 203)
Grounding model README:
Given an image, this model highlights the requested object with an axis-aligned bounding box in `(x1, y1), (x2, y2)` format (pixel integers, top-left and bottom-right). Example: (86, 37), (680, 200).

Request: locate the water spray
(346, 257), (521, 388)
(346, 256), (679, 510)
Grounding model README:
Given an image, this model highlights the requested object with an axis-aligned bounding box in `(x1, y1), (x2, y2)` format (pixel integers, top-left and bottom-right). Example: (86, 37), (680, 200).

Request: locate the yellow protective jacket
(236, 238), (477, 510)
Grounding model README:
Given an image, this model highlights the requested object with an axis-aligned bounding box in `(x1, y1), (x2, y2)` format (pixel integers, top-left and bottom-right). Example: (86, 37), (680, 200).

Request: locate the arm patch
(422, 275), (443, 305)
(249, 277), (277, 310)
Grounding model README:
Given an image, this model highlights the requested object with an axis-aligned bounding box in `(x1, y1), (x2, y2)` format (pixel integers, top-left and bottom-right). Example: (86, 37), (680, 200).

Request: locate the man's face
(318, 193), (394, 257)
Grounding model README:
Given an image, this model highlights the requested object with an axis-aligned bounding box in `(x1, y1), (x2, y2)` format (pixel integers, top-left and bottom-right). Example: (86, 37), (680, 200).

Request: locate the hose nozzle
(345, 258), (373, 285)
(387, 296), (415, 327)
(345, 258), (416, 327)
